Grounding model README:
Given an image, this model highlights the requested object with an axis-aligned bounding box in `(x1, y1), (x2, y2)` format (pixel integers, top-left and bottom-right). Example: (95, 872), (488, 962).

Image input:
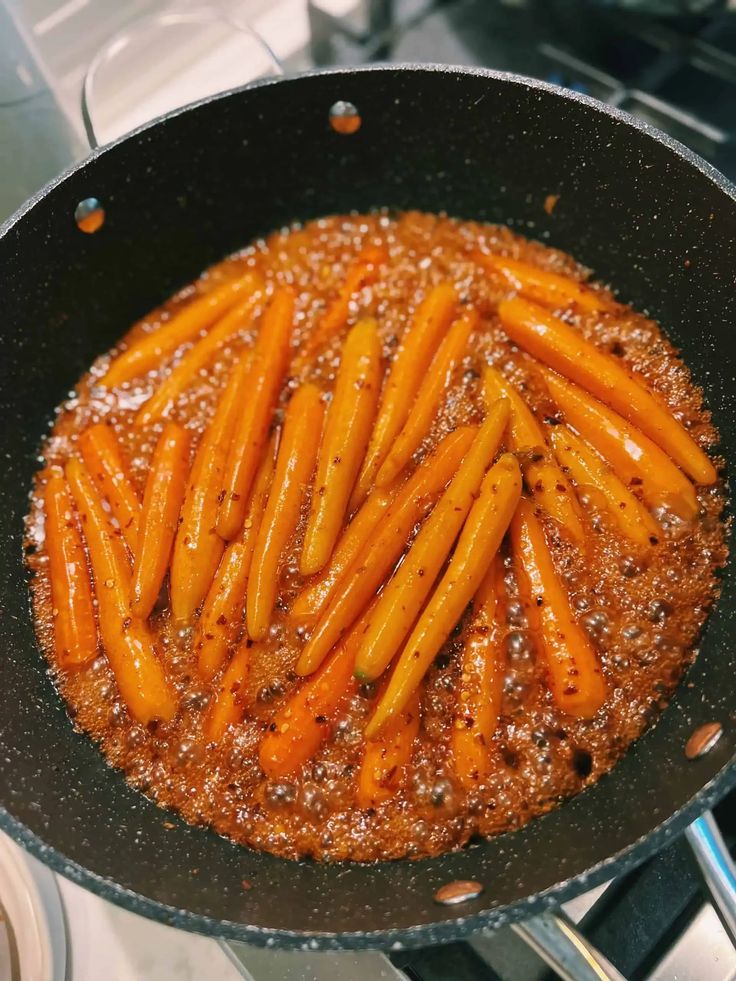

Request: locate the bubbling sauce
(26, 211), (726, 861)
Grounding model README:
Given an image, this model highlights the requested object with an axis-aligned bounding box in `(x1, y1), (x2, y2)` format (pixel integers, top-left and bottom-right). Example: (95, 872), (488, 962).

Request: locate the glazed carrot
(78, 423), (141, 553)
(203, 640), (252, 741)
(66, 458), (176, 724)
(365, 453), (521, 737)
(197, 434), (277, 681)
(301, 318), (382, 576)
(289, 486), (396, 625)
(247, 384), (324, 640)
(350, 283), (459, 509)
(101, 273), (257, 387)
(131, 423), (191, 619)
(543, 369), (698, 521)
(499, 297), (716, 485)
(135, 275), (264, 427)
(511, 498), (606, 718)
(43, 469), (98, 668)
(451, 558), (505, 789)
(295, 426), (476, 676)
(217, 287), (295, 540)
(170, 358), (248, 624)
(550, 425), (660, 549)
(376, 308), (478, 487)
(353, 398), (510, 681)
(483, 366), (584, 547)
(357, 690), (420, 808)
(259, 613), (369, 779)
(473, 251), (609, 313)
(294, 243), (388, 370)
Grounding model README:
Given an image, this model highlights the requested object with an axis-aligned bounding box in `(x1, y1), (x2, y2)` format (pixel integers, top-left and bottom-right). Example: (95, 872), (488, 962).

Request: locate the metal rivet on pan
(329, 100), (361, 134)
(685, 722), (722, 760)
(75, 197), (105, 233)
(433, 880), (484, 905)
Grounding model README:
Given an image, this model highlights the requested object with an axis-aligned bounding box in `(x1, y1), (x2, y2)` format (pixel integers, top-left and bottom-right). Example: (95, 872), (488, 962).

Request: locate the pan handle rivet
(329, 101), (361, 135)
(685, 722), (722, 760)
(75, 198), (105, 234)
(433, 880), (484, 905)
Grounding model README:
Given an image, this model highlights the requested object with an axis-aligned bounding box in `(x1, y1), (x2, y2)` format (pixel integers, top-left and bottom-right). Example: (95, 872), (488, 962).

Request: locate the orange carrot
(204, 640), (253, 741)
(474, 251), (609, 312)
(134, 275), (264, 427)
(549, 424), (660, 549)
(170, 358), (248, 624)
(366, 453), (521, 737)
(511, 498), (606, 718)
(295, 426), (476, 676)
(499, 296), (716, 484)
(66, 458), (176, 724)
(289, 486), (396, 625)
(350, 283), (459, 508)
(294, 243), (388, 370)
(451, 558), (505, 788)
(357, 690), (420, 808)
(353, 398), (509, 682)
(217, 287), (295, 540)
(78, 423), (141, 553)
(543, 369), (698, 521)
(196, 433), (277, 681)
(247, 384), (324, 640)
(43, 469), (98, 668)
(259, 603), (377, 779)
(301, 318), (382, 576)
(376, 307), (477, 487)
(101, 273), (257, 387)
(131, 423), (191, 619)
(483, 366), (584, 547)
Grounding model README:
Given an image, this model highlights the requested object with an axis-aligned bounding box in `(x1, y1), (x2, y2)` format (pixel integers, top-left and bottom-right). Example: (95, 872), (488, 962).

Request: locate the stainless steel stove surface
(2, 1), (736, 978)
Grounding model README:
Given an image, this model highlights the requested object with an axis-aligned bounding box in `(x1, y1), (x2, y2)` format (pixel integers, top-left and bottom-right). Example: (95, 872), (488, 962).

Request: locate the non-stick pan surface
(1, 65), (735, 950)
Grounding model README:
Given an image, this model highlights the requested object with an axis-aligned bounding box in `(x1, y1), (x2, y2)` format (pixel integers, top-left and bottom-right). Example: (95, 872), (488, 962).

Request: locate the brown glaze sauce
(26, 211), (727, 862)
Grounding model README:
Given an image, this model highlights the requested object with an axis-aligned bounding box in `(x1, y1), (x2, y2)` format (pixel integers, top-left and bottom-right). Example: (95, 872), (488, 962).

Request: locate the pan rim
(1, 62), (735, 950)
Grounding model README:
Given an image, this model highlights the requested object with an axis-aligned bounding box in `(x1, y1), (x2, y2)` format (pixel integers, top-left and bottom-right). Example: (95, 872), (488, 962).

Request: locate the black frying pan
(1, 65), (735, 951)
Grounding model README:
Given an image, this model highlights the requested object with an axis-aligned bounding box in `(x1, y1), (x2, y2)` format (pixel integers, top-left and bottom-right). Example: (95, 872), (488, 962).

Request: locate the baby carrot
(451, 557), (505, 789)
(483, 366), (584, 547)
(353, 398), (510, 682)
(549, 425), (660, 549)
(295, 243), (388, 370)
(350, 283), (459, 509)
(289, 486), (396, 625)
(357, 690), (420, 808)
(43, 469), (98, 668)
(376, 307), (477, 487)
(511, 498), (606, 719)
(247, 384), (324, 640)
(499, 297), (716, 485)
(131, 423), (191, 619)
(78, 424), (141, 554)
(197, 433), (277, 681)
(473, 251), (609, 313)
(543, 369), (698, 521)
(203, 640), (253, 742)
(66, 458), (177, 724)
(365, 453), (521, 737)
(135, 274), (264, 427)
(217, 287), (295, 540)
(295, 426), (476, 676)
(170, 358), (248, 624)
(101, 272), (257, 387)
(258, 615), (367, 779)
(301, 318), (382, 576)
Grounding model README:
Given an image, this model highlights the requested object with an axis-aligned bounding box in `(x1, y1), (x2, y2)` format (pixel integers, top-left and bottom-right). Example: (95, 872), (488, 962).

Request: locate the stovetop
(1, 1), (735, 978)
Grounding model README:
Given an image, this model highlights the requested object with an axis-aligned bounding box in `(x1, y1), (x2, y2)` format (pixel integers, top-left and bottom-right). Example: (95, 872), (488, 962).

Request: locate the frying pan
(0, 64), (735, 951)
